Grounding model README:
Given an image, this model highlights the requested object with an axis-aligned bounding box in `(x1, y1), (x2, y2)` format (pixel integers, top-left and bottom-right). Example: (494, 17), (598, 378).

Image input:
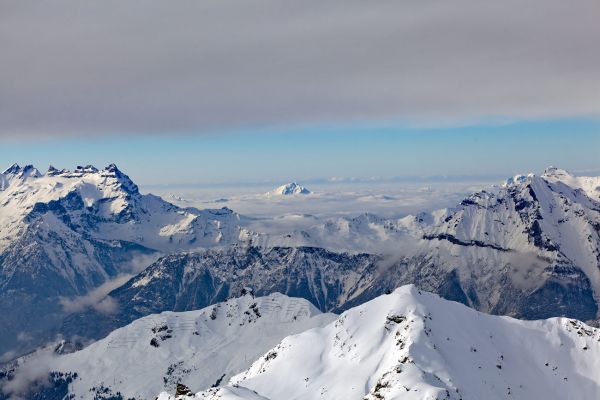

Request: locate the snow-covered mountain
(160, 285), (600, 400)
(267, 182), (311, 196)
(249, 168), (600, 321)
(58, 167), (600, 347)
(542, 166), (600, 201)
(3, 164), (600, 360)
(0, 164), (250, 356)
(1, 293), (334, 400)
(0, 163), (245, 253)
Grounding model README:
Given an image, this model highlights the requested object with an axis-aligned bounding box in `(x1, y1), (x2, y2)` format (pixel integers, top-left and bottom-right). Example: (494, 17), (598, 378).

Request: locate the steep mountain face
(59, 247), (389, 341)
(415, 167), (600, 321)
(1, 294), (335, 400)
(0, 164), (247, 356)
(160, 285), (600, 400)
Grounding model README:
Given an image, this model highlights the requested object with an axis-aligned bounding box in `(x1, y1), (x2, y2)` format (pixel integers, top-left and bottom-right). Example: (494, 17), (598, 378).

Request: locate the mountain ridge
(160, 285), (600, 400)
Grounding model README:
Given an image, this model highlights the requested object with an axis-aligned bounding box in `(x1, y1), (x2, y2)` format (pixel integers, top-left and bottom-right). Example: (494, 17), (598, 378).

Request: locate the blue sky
(2, 118), (598, 186)
(2, 1), (599, 187)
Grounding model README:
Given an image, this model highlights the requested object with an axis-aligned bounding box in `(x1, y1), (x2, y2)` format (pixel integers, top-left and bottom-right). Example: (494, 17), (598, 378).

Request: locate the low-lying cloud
(1, 0), (599, 137)
(0, 352), (56, 400)
(59, 275), (130, 314)
(58, 253), (160, 314)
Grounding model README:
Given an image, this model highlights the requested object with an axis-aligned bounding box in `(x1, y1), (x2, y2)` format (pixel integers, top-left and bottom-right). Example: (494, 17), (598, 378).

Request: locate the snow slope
(161, 285), (600, 400)
(2, 293), (334, 400)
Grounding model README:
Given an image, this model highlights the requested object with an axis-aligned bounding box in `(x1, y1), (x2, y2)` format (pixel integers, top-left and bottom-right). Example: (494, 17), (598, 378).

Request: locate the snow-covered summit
(502, 172), (535, 187)
(541, 166), (600, 201)
(0, 163), (246, 252)
(499, 167), (600, 201)
(167, 285), (600, 400)
(268, 182), (311, 196)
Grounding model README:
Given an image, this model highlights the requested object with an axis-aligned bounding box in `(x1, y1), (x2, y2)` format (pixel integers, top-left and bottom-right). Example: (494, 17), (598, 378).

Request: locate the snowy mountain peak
(20, 164), (42, 179)
(100, 163), (139, 194)
(1, 163), (42, 181)
(46, 165), (69, 176)
(0, 163), (246, 254)
(540, 166), (600, 201)
(502, 172), (535, 187)
(269, 182), (311, 196)
(542, 166), (572, 178)
(74, 164), (99, 174)
(2, 163), (21, 175)
(173, 285), (600, 400)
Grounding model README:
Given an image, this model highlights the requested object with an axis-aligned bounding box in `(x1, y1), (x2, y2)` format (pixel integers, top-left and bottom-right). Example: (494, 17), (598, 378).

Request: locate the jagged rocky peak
(2, 162), (140, 197)
(20, 165), (42, 179)
(46, 165), (69, 176)
(101, 163), (139, 194)
(2, 162), (22, 175)
(73, 164), (99, 174)
(2, 163), (41, 179)
(269, 182), (311, 196)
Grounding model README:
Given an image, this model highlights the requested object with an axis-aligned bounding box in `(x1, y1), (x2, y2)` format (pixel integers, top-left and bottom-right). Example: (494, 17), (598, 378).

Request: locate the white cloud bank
(1, 0), (599, 137)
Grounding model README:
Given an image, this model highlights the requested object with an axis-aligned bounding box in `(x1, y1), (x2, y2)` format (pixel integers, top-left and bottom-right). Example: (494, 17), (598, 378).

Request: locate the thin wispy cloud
(1, 0), (599, 137)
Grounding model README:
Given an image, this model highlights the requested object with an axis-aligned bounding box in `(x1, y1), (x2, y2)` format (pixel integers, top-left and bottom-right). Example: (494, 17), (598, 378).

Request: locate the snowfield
(159, 285), (600, 400)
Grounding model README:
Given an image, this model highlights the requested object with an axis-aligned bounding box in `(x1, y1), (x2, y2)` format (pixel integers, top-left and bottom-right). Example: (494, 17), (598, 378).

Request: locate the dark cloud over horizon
(1, 0), (599, 137)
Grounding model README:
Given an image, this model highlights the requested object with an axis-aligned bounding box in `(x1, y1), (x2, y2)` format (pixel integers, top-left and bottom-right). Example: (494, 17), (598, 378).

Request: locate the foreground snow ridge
(41, 293), (335, 400)
(160, 285), (600, 400)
